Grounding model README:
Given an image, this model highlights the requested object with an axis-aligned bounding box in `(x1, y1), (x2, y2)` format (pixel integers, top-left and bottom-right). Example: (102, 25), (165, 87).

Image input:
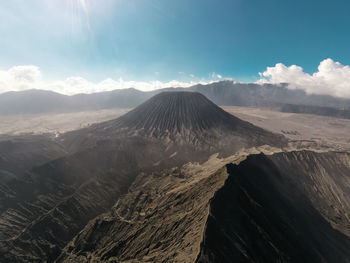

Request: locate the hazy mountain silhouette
(191, 81), (350, 109)
(2, 82), (350, 116)
(0, 88), (153, 115)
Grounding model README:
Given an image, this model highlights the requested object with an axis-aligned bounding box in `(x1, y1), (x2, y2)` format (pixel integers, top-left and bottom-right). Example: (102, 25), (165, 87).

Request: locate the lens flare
(78, 0), (89, 18)
(67, 0), (90, 33)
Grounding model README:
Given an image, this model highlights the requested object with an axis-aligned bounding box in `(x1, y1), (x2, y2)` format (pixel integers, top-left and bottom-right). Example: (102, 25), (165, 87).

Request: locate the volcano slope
(62, 91), (285, 158)
(1, 92), (350, 263)
(0, 92), (285, 262)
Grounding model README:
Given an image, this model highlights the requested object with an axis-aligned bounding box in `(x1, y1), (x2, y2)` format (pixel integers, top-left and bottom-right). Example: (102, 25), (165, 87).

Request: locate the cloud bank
(2, 58), (350, 98)
(258, 58), (350, 98)
(0, 66), (211, 95)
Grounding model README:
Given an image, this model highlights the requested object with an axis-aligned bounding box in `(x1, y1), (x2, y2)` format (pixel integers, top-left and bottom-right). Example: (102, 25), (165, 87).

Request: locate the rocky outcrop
(56, 154), (241, 262)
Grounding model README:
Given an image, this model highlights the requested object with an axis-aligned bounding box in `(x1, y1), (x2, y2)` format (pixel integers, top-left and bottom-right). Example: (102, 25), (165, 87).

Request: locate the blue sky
(1, 0), (350, 92)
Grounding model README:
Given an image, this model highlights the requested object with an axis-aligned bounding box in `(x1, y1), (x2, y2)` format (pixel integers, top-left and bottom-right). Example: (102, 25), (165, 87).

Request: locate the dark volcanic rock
(197, 151), (350, 263)
(115, 91), (247, 133)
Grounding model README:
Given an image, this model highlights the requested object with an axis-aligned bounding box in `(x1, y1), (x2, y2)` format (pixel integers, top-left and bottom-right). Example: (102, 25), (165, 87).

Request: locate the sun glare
(67, 0), (90, 32)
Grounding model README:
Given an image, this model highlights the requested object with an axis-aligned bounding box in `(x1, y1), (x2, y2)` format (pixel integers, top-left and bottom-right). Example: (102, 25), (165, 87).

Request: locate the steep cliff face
(197, 151), (350, 263)
(56, 153), (249, 263)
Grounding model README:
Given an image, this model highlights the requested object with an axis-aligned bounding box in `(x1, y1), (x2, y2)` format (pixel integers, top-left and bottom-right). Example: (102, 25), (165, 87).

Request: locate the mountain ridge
(2, 82), (350, 116)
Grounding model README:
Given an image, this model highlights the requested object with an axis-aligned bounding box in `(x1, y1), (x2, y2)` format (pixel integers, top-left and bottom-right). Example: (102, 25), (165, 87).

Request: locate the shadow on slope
(197, 151), (350, 263)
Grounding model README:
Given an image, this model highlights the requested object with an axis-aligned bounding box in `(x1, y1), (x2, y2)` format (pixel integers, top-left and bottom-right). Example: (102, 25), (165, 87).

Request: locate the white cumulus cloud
(0, 66), (41, 92)
(258, 58), (350, 98)
(3, 59), (349, 98)
(0, 66), (212, 95)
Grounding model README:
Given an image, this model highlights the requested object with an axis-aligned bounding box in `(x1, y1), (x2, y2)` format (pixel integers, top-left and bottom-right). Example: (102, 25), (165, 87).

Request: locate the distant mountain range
(1, 81), (350, 118)
(0, 88), (152, 115)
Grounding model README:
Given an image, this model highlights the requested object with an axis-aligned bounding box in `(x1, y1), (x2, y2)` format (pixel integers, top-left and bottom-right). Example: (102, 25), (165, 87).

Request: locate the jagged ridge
(197, 151), (350, 263)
